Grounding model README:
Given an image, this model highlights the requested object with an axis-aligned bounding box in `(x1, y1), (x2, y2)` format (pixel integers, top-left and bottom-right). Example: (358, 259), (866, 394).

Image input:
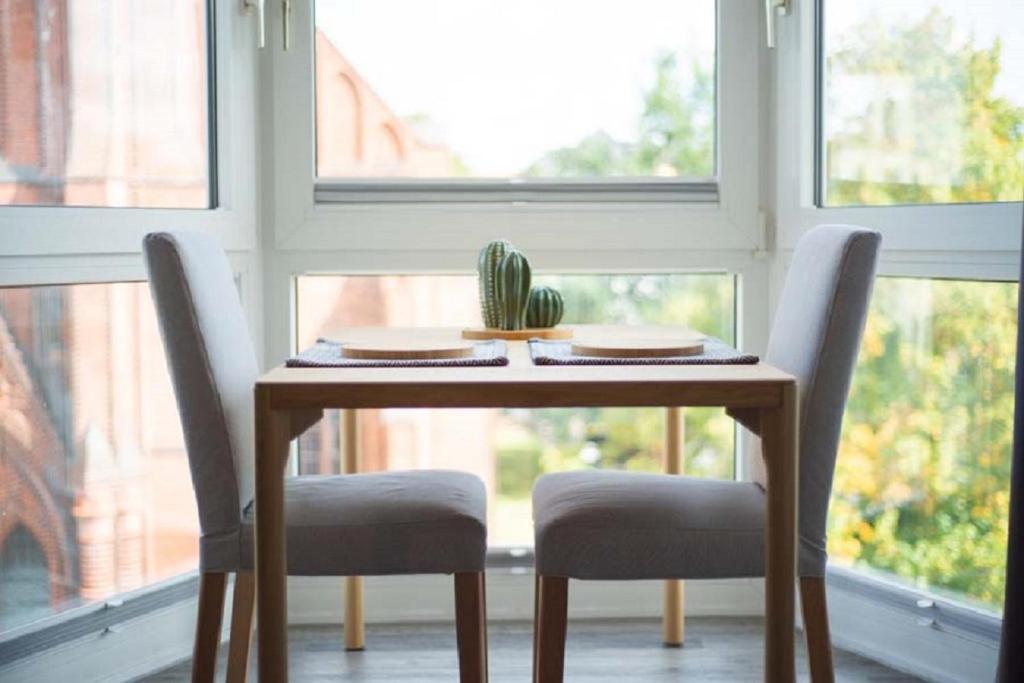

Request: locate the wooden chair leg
(532, 573), (541, 682)
(342, 410), (366, 651)
(800, 576), (835, 683)
(533, 575), (569, 683)
(192, 572), (227, 683)
(455, 571), (488, 683)
(663, 407), (685, 646)
(226, 572), (256, 683)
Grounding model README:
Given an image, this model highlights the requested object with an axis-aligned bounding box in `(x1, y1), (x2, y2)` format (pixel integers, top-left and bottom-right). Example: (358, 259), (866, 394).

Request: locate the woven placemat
(287, 339), (509, 368)
(528, 338), (759, 366)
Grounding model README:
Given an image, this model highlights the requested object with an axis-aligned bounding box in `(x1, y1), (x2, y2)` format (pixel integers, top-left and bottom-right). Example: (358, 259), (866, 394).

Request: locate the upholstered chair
(531, 225), (881, 683)
(143, 230), (489, 683)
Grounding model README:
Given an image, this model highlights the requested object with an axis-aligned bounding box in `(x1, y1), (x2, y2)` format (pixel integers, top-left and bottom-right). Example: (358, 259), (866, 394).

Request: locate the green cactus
(526, 286), (564, 328)
(477, 239), (513, 328)
(494, 250), (532, 330)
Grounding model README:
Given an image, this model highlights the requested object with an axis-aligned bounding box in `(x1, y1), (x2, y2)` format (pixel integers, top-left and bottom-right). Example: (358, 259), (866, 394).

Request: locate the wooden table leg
(255, 389), (292, 682)
(663, 407), (685, 647)
(343, 409), (366, 651)
(760, 383), (798, 683)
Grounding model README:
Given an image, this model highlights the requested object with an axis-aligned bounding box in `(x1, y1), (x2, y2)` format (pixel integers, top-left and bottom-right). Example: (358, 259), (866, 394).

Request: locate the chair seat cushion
(240, 470), (487, 576)
(533, 471), (765, 580)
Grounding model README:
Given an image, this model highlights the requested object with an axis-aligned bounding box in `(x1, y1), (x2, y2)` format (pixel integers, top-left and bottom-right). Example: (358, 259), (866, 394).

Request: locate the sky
(315, 0), (716, 176)
(315, 0), (1023, 177)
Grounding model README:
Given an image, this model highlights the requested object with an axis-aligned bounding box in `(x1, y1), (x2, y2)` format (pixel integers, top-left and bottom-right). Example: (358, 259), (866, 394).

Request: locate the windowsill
(0, 571), (200, 666)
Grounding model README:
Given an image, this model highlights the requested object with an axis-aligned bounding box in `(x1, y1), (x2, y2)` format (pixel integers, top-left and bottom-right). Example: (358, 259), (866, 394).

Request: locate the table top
(257, 325), (794, 411)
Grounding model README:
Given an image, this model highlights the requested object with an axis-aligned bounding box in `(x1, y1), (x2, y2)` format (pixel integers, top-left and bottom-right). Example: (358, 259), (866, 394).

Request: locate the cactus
(477, 240), (513, 328)
(494, 250), (532, 330)
(526, 286), (564, 328)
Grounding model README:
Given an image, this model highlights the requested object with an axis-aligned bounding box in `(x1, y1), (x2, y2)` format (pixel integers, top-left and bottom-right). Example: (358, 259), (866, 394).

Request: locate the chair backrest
(143, 230), (258, 569)
(758, 225), (881, 575)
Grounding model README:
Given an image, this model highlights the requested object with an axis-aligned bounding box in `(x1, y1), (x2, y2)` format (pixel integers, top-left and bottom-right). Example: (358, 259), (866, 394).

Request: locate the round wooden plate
(570, 338), (704, 359)
(340, 340), (475, 360)
(462, 327), (573, 341)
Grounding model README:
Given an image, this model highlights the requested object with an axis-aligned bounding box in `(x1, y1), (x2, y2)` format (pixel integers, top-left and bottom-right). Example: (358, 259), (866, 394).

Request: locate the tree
(826, 9), (1024, 205)
(831, 279), (1016, 606)
(521, 53), (714, 178)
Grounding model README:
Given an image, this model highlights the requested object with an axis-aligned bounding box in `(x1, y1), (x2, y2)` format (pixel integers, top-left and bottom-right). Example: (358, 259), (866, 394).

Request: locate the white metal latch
(765, 0), (791, 49)
(242, 0), (266, 49)
(282, 0), (292, 51)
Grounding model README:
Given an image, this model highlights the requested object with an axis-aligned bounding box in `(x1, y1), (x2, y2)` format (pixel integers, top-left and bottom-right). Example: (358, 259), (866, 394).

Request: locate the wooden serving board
(340, 340), (476, 361)
(570, 338), (704, 359)
(462, 327), (573, 341)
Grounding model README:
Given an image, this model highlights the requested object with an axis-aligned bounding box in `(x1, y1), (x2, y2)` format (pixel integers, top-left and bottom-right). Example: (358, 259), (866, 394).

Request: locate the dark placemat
(287, 338), (509, 368)
(528, 338), (759, 366)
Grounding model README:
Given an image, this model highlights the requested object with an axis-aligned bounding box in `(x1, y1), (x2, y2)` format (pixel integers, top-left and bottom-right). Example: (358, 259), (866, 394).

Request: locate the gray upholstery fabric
(239, 470), (487, 575)
(532, 225), (880, 580)
(143, 231), (258, 570)
(766, 225), (881, 575)
(534, 471), (765, 579)
(144, 230), (489, 575)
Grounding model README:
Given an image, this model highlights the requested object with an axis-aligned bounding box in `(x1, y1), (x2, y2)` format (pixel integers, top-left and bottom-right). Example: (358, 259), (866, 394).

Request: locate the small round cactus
(494, 250), (532, 330)
(477, 239), (513, 328)
(526, 286), (564, 328)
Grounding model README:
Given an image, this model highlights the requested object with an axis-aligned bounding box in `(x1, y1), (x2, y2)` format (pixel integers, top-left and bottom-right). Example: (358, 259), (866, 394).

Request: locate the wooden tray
(462, 327), (573, 341)
(340, 340), (476, 361)
(570, 338), (704, 359)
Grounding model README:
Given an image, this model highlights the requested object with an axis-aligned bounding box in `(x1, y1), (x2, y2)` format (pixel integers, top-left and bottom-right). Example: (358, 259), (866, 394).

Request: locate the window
(830, 277), (1016, 611)
(0, 283), (197, 632)
(0, 0), (212, 208)
(820, 0), (1024, 206)
(295, 272), (736, 545)
(313, 0), (716, 180)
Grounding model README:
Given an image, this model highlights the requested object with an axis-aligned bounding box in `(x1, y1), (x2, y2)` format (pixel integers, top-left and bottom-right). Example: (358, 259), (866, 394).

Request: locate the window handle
(282, 0), (292, 51)
(765, 0), (791, 49)
(242, 0), (266, 49)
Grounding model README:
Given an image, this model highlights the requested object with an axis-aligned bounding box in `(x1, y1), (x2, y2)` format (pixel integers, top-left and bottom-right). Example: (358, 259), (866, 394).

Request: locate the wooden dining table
(253, 325), (798, 682)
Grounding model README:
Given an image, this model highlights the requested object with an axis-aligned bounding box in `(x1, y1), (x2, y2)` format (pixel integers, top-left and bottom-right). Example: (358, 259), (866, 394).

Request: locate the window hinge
(765, 0), (792, 49)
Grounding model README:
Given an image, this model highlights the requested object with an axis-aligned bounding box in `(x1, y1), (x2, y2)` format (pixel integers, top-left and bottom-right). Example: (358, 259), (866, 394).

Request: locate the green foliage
(830, 279), (1016, 607)
(636, 53), (715, 178)
(522, 53), (714, 178)
(498, 7), (1021, 609)
(822, 7), (1021, 608)
(826, 9), (1024, 205)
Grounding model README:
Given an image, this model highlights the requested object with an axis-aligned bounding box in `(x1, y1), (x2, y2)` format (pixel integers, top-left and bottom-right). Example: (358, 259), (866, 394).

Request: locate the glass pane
(296, 273), (735, 546)
(0, 283), (197, 632)
(820, 1), (1024, 206)
(314, 1), (716, 180)
(0, 1), (211, 208)
(830, 278), (1016, 610)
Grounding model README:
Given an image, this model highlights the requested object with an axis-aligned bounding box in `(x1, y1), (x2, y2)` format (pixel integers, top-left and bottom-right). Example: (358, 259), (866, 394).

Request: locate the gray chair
(531, 225), (881, 683)
(143, 230), (489, 683)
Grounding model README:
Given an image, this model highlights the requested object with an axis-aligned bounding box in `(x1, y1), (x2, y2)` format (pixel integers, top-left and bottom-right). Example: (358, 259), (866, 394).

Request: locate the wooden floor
(143, 618), (920, 682)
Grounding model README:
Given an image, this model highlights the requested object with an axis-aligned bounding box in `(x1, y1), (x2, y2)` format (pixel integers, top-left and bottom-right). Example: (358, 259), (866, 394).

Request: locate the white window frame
(775, 0), (1022, 260)
(258, 1), (776, 627)
(0, 0), (259, 257)
(0, 0), (261, 671)
(266, 1), (765, 256)
(774, 1), (1017, 679)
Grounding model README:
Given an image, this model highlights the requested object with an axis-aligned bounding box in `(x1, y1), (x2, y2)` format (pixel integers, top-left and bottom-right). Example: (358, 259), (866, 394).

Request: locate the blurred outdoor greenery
(492, 274), (737, 541)
(825, 8), (1024, 205)
(501, 6), (1021, 608)
(830, 278), (1016, 608)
